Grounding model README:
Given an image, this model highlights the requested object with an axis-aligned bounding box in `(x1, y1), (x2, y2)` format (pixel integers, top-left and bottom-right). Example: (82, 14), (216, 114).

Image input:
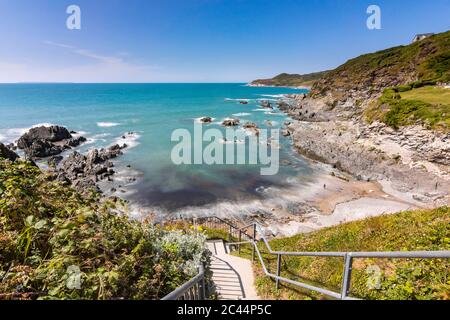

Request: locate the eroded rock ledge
(53, 144), (127, 193)
(282, 95), (450, 207)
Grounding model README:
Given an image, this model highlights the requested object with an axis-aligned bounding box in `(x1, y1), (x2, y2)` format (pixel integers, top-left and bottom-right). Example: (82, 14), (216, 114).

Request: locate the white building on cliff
(412, 33), (435, 43)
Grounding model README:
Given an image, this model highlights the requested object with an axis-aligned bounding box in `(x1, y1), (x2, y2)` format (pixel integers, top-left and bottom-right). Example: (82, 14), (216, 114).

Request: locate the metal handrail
(201, 216), (450, 300)
(162, 264), (206, 300)
(162, 216), (450, 300)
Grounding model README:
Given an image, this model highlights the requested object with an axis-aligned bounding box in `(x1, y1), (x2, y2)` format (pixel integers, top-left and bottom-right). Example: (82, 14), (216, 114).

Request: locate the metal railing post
(200, 274), (206, 300)
(252, 223), (256, 262)
(341, 254), (353, 299)
(276, 254), (282, 289)
(238, 230), (242, 255)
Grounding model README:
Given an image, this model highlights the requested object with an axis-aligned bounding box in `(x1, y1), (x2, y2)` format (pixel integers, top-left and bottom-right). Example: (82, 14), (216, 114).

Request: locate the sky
(0, 0), (448, 83)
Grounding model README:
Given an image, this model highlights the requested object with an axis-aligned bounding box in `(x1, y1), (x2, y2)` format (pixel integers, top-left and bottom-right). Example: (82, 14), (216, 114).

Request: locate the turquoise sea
(0, 83), (320, 218)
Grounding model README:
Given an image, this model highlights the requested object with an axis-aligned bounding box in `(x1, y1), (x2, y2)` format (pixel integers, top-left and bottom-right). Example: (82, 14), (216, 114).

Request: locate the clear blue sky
(0, 0), (448, 83)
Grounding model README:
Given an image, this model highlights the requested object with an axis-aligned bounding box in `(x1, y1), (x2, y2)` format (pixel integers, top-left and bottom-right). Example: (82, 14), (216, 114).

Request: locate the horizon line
(1, 82), (251, 85)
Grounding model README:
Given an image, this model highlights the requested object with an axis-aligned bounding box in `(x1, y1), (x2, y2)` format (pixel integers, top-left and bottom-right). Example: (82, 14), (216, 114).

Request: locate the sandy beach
(263, 169), (422, 237)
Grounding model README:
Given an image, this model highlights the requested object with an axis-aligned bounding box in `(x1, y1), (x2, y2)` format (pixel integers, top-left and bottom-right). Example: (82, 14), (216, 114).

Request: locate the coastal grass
(400, 86), (450, 105)
(366, 86), (450, 130)
(232, 207), (450, 300)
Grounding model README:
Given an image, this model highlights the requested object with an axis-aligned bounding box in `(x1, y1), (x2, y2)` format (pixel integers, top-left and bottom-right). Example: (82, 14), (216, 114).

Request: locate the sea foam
(97, 122), (121, 127)
(232, 112), (251, 117)
(0, 123), (56, 144)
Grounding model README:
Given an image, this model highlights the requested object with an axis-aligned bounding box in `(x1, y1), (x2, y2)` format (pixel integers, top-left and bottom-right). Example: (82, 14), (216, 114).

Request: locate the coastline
(264, 92), (449, 236)
(246, 83), (312, 91)
(1, 83), (447, 239)
(252, 158), (422, 237)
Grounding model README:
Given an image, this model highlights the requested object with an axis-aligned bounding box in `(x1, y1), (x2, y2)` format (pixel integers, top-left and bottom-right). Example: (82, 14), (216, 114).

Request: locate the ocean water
(0, 83), (320, 219)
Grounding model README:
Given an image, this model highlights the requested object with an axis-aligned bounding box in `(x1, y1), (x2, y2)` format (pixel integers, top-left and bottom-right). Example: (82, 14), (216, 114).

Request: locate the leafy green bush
(0, 159), (210, 300)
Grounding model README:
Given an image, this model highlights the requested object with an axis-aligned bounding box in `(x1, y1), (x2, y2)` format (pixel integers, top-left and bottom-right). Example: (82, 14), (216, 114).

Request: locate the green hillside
(233, 207), (450, 300)
(310, 31), (450, 99)
(251, 71), (329, 88)
(365, 85), (450, 131)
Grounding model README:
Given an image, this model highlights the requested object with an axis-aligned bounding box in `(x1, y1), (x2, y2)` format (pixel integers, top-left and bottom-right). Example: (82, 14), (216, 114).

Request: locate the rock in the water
(6, 143), (17, 151)
(222, 119), (240, 127)
(200, 116), (213, 123)
(17, 125), (86, 159)
(54, 144), (127, 193)
(243, 122), (260, 136)
(282, 130), (291, 137)
(18, 126), (72, 148)
(25, 139), (67, 158)
(0, 143), (19, 161)
(243, 122), (258, 129)
(65, 136), (87, 148)
(260, 100), (273, 109)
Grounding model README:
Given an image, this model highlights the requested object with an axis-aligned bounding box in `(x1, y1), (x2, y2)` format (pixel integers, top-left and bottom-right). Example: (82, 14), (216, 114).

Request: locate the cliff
(280, 31), (450, 208)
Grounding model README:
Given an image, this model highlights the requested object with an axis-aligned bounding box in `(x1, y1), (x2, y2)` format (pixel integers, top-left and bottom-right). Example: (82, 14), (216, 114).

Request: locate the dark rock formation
(53, 144), (126, 193)
(0, 143), (19, 161)
(260, 100), (273, 109)
(222, 119), (240, 127)
(243, 122), (260, 136)
(200, 117), (213, 123)
(243, 122), (258, 129)
(48, 155), (64, 167)
(282, 130), (291, 137)
(17, 125), (86, 159)
(18, 126), (72, 148)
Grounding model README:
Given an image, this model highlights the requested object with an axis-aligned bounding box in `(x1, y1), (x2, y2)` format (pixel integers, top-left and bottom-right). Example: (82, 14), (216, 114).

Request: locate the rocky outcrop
(243, 122), (257, 129)
(17, 126), (87, 159)
(281, 130), (291, 137)
(48, 155), (64, 168)
(222, 119), (240, 127)
(53, 144), (126, 193)
(0, 143), (19, 161)
(200, 117), (213, 123)
(243, 122), (260, 136)
(260, 101), (273, 109)
(287, 119), (450, 207)
(18, 126), (72, 147)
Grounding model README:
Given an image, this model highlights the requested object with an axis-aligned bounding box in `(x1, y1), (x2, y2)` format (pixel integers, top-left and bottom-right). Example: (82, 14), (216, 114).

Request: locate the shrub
(0, 159), (210, 300)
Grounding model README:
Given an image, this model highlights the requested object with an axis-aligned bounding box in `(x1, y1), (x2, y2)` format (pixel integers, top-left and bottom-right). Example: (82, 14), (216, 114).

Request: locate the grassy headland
(233, 207), (450, 300)
(365, 84), (450, 130)
(250, 71), (329, 88)
(310, 31), (450, 99)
